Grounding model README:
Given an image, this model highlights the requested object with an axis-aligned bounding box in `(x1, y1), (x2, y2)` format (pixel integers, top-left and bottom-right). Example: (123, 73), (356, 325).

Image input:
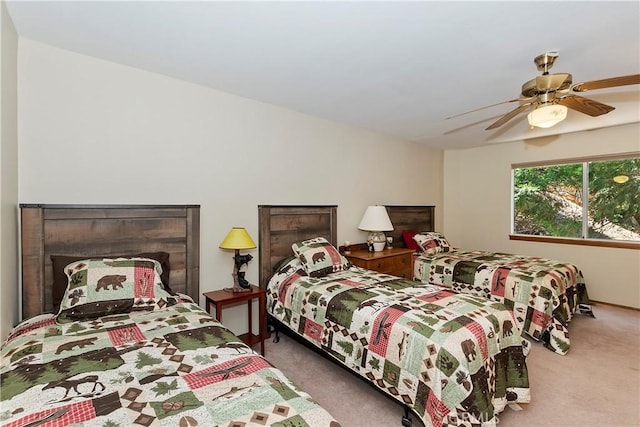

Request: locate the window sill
(509, 234), (640, 250)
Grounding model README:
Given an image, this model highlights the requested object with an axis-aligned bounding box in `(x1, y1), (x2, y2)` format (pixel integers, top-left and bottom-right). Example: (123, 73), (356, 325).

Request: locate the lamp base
(372, 241), (386, 251)
(223, 286), (252, 293)
(368, 231), (387, 252)
(226, 259), (253, 293)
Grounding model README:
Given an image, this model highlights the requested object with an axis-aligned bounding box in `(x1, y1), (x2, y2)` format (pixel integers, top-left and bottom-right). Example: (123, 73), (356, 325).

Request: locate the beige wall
(1, 1), (19, 341)
(0, 1), (18, 340)
(444, 123), (640, 309)
(16, 39), (443, 334)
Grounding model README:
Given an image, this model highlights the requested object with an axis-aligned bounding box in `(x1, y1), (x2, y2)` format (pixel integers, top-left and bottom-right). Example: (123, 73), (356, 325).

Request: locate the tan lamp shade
(358, 206), (394, 252)
(358, 206), (393, 232)
(219, 227), (256, 250)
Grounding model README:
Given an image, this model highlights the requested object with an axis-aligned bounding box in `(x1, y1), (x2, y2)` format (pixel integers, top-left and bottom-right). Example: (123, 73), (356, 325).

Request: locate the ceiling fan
(448, 52), (640, 130)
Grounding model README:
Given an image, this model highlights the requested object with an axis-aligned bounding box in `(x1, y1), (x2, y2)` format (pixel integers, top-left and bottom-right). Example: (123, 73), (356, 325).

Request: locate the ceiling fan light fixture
(527, 104), (568, 128)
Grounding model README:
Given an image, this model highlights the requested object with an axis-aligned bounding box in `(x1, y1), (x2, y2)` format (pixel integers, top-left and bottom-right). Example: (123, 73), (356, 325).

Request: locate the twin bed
(412, 248), (591, 355)
(383, 206), (591, 356)
(258, 205), (530, 427)
(1, 204), (340, 427)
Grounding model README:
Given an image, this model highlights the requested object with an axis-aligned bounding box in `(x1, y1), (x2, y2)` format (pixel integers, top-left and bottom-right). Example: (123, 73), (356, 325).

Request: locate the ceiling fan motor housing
(534, 52), (559, 73)
(521, 73), (573, 98)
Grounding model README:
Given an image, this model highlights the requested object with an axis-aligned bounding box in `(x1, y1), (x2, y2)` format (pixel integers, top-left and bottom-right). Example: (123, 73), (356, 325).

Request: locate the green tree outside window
(513, 157), (639, 241)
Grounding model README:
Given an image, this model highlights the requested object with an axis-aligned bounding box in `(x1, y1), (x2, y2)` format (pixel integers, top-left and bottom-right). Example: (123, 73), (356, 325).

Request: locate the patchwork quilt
(0, 300), (340, 427)
(414, 249), (592, 355)
(267, 259), (531, 427)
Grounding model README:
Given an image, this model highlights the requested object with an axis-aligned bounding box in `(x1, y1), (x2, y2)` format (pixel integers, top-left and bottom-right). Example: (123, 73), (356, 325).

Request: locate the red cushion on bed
(402, 230), (420, 251)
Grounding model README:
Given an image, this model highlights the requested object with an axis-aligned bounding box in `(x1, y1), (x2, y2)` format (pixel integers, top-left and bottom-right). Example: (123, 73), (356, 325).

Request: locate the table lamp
(219, 227), (257, 292)
(358, 205), (394, 251)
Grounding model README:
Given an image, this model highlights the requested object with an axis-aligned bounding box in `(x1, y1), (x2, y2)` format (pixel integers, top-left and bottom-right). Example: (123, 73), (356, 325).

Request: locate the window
(512, 154), (639, 246)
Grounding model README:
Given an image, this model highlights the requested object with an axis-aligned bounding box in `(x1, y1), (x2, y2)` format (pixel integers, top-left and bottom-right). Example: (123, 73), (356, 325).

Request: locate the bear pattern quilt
(267, 259), (530, 427)
(0, 299), (340, 427)
(414, 249), (592, 355)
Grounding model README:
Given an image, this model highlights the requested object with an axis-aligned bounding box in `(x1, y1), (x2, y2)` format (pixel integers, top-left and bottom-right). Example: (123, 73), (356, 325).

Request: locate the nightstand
(341, 245), (415, 279)
(203, 285), (266, 356)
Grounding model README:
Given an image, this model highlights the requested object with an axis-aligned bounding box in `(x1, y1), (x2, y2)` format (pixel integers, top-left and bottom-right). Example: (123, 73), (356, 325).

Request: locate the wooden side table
(203, 285), (266, 356)
(341, 244), (415, 279)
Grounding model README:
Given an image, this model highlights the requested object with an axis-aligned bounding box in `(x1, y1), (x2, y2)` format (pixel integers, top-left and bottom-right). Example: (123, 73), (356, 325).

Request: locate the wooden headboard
(385, 205), (435, 248)
(258, 205), (337, 288)
(20, 204), (200, 319)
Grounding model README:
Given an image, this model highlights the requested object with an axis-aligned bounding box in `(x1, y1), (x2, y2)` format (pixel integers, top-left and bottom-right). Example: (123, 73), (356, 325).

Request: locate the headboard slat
(20, 207), (46, 320)
(42, 207), (188, 220)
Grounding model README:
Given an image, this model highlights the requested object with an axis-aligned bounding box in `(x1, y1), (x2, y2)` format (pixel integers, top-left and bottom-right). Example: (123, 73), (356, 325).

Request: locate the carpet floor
(263, 302), (640, 427)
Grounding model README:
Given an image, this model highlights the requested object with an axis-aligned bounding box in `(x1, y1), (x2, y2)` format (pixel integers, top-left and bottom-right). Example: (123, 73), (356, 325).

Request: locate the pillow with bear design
(50, 251), (172, 313)
(291, 237), (351, 278)
(412, 232), (451, 255)
(56, 257), (176, 323)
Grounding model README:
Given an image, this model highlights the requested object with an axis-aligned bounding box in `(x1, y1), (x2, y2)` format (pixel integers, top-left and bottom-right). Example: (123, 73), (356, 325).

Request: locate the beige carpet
(264, 303), (640, 427)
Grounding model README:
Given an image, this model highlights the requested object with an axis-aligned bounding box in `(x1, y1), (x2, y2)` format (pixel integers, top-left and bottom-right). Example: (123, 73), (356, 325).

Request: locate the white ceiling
(6, 1), (640, 150)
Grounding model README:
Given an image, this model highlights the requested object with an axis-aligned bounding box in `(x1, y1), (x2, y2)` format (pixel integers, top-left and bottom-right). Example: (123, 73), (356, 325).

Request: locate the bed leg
(401, 406), (412, 426)
(578, 303), (596, 318)
(267, 318), (280, 343)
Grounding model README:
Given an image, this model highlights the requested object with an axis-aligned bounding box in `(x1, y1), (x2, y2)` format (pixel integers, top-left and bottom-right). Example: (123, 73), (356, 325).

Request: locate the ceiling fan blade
(536, 73), (572, 91)
(558, 95), (615, 116)
(485, 103), (532, 130)
(445, 98), (526, 120)
(570, 74), (640, 92)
